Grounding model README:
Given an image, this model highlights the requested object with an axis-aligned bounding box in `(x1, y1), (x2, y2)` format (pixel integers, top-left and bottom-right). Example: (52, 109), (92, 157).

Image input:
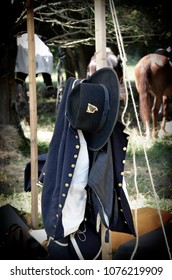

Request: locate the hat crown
(67, 83), (109, 133)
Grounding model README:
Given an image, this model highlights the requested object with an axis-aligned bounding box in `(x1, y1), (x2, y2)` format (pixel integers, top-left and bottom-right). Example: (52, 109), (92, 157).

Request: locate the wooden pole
(94, 0), (112, 260)
(94, 0), (107, 69)
(26, 0), (38, 229)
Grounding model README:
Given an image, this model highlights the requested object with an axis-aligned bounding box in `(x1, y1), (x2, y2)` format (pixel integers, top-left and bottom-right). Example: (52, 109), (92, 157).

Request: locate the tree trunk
(0, 37), (17, 125)
(74, 46), (88, 79)
(65, 48), (76, 80)
(64, 46), (94, 80)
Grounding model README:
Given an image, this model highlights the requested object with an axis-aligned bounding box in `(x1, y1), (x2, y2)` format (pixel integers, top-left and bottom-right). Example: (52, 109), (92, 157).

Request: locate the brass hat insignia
(86, 103), (98, 114)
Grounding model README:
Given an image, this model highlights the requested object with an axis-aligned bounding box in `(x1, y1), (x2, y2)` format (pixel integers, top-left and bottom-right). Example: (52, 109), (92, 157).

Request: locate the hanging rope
(109, 0), (171, 260)
(130, 139), (139, 260)
(109, 0), (129, 127)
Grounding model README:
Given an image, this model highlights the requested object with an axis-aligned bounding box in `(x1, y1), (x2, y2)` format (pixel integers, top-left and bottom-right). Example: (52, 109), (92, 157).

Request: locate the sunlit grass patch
(125, 128), (172, 206)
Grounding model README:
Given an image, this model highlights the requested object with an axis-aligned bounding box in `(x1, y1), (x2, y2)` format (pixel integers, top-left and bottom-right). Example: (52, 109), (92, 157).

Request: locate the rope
(109, 0), (171, 260)
(130, 140), (139, 260)
(109, 0), (129, 127)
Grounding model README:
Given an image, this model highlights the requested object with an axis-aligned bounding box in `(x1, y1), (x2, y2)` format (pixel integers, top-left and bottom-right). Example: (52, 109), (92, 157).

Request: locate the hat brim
(83, 67), (120, 151)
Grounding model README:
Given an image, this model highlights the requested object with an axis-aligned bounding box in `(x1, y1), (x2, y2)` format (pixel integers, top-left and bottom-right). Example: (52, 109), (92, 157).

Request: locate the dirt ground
(0, 127), (50, 193)
(0, 125), (26, 194)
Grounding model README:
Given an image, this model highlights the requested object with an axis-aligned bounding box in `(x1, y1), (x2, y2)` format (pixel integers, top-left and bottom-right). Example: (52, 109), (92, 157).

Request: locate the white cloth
(62, 130), (89, 237)
(15, 33), (53, 75)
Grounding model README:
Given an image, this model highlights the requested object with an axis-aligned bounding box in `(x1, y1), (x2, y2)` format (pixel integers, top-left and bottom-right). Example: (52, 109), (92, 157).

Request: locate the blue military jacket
(88, 121), (135, 234)
(42, 77), (135, 244)
(42, 77), (81, 240)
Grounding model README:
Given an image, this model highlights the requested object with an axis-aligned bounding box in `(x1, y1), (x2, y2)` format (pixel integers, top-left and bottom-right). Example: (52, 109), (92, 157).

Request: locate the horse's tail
(134, 62), (151, 127)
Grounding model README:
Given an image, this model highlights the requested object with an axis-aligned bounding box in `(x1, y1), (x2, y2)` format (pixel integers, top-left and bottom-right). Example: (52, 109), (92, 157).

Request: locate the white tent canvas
(15, 33), (53, 75)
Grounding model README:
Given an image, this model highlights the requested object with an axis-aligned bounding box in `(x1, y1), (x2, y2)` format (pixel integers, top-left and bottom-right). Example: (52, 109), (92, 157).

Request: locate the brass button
(68, 173), (72, 177)
(120, 208), (123, 212)
(123, 147), (127, 151)
(122, 160), (126, 164)
(56, 214), (59, 218)
(65, 183), (69, 187)
(76, 145), (80, 149)
(118, 197), (121, 200)
(71, 164), (75, 168)
(121, 172), (124, 176)
(118, 183), (122, 187)
(59, 204), (62, 208)
(75, 135), (79, 139)
(62, 193), (66, 197)
(74, 154), (78, 158)
(124, 221), (127, 224)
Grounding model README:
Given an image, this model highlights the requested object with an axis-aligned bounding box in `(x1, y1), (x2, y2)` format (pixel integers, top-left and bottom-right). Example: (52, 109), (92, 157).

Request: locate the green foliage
(19, 139), (30, 157)
(37, 111), (56, 129)
(19, 140), (49, 157)
(37, 141), (49, 155)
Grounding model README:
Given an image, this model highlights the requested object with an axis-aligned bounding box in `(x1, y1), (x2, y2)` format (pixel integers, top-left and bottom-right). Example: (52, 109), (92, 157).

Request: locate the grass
(124, 129), (172, 212)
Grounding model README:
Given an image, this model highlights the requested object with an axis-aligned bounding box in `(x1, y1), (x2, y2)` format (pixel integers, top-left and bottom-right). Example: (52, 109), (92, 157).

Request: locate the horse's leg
(139, 91), (151, 139)
(160, 96), (168, 132)
(151, 95), (162, 137)
(135, 64), (152, 139)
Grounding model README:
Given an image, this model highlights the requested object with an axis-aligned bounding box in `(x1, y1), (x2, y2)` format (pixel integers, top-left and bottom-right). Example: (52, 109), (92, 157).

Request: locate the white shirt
(62, 130), (89, 237)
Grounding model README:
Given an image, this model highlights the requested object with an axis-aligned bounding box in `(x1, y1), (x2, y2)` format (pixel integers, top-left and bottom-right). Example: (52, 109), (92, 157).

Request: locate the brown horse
(134, 53), (172, 139)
